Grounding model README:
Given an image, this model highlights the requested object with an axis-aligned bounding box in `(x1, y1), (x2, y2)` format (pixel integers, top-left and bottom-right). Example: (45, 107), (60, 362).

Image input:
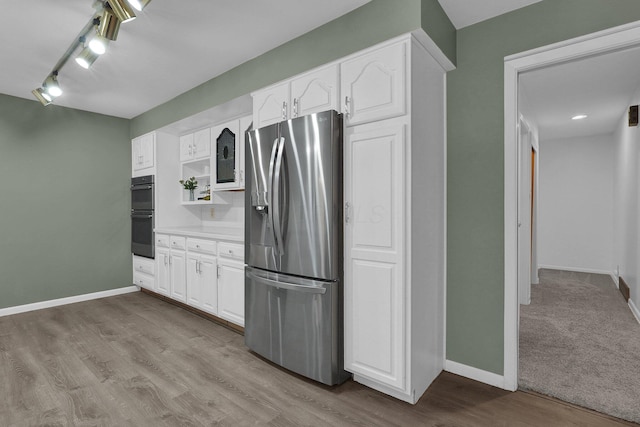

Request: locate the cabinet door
(156, 247), (171, 296)
(170, 251), (187, 303)
(186, 254), (201, 308)
(211, 120), (241, 191)
(291, 64), (339, 119)
(193, 128), (211, 160)
(252, 82), (290, 129)
(132, 132), (155, 173)
(340, 41), (406, 126)
(344, 120), (406, 390)
(217, 258), (245, 326)
(199, 254), (218, 315)
(179, 133), (194, 162)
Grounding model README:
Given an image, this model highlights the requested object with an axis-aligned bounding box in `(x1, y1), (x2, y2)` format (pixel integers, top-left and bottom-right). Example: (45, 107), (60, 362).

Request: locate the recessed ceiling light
(572, 114), (588, 120)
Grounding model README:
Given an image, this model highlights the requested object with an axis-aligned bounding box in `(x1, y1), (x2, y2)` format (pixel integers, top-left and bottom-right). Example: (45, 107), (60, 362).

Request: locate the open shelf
(181, 158), (212, 204)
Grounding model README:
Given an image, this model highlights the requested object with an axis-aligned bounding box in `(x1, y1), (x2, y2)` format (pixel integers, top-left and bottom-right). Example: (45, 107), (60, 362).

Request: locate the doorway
(503, 21), (640, 391)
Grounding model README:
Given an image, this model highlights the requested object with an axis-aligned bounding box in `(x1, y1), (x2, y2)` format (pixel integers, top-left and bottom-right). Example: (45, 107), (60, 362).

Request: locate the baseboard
(0, 286), (140, 317)
(629, 298), (640, 325)
(537, 265), (613, 276)
(444, 360), (505, 389)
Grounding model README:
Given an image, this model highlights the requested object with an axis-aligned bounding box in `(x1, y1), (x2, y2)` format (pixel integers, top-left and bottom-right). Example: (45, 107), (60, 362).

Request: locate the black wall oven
(131, 175), (154, 258)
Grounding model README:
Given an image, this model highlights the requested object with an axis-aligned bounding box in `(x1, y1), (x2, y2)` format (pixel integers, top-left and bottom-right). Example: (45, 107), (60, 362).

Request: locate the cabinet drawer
(133, 256), (155, 276)
(218, 242), (244, 261)
(187, 238), (217, 255)
(170, 236), (186, 250)
(156, 234), (170, 248)
(133, 272), (154, 290)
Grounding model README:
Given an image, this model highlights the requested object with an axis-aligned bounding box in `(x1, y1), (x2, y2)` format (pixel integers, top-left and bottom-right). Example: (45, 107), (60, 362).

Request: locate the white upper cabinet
(340, 41), (406, 127)
(290, 64), (339, 119)
(252, 64), (339, 129)
(180, 128), (211, 162)
(179, 133), (194, 162)
(211, 119), (241, 191)
(132, 132), (155, 176)
(253, 82), (290, 129)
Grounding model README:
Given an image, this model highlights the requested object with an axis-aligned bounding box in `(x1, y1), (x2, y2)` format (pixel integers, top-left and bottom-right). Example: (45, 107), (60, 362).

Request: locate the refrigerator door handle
(246, 270), (327, 295)
(268, 137), (280, 249)
(272, 136), (286, 255)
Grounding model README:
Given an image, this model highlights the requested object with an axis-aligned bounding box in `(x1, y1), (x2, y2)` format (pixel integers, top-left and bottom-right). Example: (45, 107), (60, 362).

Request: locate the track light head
(108, 0), (136, 22)
(32, 88), (52, 106)
(126, 0), (152, 11)
(44, 74), (62, 98)
(88, 8), (120, 55)
(97, 8), (121, 41)
(75, 47), (100, 69)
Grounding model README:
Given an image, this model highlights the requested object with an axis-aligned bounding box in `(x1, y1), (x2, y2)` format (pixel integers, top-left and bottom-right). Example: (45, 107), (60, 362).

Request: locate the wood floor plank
(1, 291), (637, 426)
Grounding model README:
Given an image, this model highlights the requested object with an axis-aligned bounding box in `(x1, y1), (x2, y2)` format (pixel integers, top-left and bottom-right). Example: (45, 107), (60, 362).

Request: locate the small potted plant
(179, 176), (198, 201)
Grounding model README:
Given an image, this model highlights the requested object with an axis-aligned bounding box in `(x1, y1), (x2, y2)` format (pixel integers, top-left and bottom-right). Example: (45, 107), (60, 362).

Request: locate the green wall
(446, 0), (640, 374)
(131, 0), (426, 137)
(421, 0), (456, 65)
(0, 94), (131, 309)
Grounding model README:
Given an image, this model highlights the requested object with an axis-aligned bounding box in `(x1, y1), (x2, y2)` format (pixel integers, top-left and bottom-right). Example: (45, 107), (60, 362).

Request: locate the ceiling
(0, 0), (598, 122)
(0, 0), (370, 119)
(520, 45), (640, 141)
(438, 0), (542, 29)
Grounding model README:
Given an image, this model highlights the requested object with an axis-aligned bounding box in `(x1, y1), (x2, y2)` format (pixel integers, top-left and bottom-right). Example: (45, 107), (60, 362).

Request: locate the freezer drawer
(244, 267), (349, 386)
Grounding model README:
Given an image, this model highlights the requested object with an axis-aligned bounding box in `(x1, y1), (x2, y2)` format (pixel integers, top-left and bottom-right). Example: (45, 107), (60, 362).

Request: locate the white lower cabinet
(155, 235), (187, 302)
(186, 238), (218, 315)
(153, 233), (244, 327)
(217, 242), (245, 326)
(133, 255), (155, 291)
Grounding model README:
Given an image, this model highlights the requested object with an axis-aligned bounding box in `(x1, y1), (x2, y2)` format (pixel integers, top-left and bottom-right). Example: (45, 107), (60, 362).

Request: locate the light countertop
(155, 225), (244, 242)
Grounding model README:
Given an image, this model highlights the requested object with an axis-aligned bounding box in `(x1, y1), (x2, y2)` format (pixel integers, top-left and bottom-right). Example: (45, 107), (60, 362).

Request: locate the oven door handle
(131, 213), (153, 219)
(131, 184), (153, 190)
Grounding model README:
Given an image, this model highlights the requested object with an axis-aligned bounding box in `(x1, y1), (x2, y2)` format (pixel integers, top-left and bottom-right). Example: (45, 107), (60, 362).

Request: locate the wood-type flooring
(0, 291), (636, 426)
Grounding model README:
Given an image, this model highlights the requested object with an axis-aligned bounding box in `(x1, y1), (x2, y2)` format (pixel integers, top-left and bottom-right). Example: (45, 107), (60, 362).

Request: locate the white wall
(538, 134), (614, 274)
(200, 192), (245, 227)
(613, 85), (640, 310)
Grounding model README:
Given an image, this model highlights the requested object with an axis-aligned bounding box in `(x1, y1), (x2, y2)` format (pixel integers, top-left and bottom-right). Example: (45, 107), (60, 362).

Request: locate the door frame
(503, 20), (640, 391)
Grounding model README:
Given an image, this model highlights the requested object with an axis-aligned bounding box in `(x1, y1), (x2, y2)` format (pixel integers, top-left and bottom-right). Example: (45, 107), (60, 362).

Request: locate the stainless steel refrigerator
(244, 109), (349, 386)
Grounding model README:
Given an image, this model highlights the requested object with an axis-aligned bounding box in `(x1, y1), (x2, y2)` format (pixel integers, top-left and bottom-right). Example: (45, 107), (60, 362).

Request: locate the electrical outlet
(209, 208), (215, 218)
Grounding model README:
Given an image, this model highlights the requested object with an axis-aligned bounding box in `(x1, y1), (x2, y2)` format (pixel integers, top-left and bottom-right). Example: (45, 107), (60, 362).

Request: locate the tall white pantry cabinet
(342, 35), (446, 404)
(253, 32), (447, 404)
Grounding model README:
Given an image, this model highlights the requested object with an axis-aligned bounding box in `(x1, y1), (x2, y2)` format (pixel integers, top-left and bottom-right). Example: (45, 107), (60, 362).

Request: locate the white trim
(629, 299), (640, 325)
(444, 360), (505, 389)
(504, 20), (640, 393)
(0, 286), (140, 317)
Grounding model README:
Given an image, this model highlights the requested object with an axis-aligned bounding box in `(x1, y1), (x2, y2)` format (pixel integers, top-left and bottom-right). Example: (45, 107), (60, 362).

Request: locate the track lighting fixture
(107, 0), (136, 23)
(32, 0), (152, 107)
(126, 0), (152, 11)
(31, 88), (52, 106)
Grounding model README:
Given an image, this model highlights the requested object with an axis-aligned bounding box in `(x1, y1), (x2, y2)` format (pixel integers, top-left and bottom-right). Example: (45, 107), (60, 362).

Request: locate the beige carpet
(519, 269), (640, 424)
